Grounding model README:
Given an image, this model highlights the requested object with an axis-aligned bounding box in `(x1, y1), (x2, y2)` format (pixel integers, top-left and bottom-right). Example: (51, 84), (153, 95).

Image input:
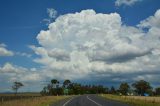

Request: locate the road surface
(51, 94), (130, 106)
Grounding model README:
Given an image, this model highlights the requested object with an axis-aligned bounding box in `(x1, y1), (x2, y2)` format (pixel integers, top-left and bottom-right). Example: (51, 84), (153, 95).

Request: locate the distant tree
(51, 79), (59, 88)
(40, 80), (110, 96)
(132, 80), (152, 96)
(110, 86), (116, 94)
(119, 83), (130, 95)
(40, 86), (48, 96)
(51, 79), (60, 95)
(97, 85), (107, 94)
(40, 79), (64, 96)
(155, 87), (160, 95)
(146, 89), (154, 96)
(12, 82), (24, 96)
(47, 84), (53, 95)
(105, 87), (109, 94)
(72, 83), (82, 95)
(63, 79), (71, 88)
(51, 79), (58, 84)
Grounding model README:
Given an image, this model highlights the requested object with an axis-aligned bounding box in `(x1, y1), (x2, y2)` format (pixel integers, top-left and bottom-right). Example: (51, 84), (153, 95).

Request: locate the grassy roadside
(0, 93), (41, 96)
(100, 94), (160, 106)
(0, 96), (71, 106)
(99, 94), (160, 106)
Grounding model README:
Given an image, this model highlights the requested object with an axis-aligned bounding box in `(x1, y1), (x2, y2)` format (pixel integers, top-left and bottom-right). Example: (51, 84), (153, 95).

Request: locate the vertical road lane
(51, 94), (130, 106)
(86, 95), (102, 106)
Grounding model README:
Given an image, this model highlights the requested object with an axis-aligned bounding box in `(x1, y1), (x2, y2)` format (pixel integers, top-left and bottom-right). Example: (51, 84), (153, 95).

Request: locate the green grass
(100, 94), (160, 106)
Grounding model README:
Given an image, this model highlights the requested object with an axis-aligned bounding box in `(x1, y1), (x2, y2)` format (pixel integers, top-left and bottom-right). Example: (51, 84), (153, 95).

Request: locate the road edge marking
(63, 96), (75, 106)
(87, 95), (102, 106)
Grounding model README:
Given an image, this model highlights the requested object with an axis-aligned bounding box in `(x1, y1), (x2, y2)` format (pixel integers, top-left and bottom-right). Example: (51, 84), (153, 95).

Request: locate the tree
(132, 80), (152, 96)
(119, 83), (130, 95)
(51, 79), (61, 95)
(40, 86), (48, 96)
(12, 82), (24, 96)
(51, 79), (59, 88)
(155, 87), (160, 95)
(41, 79), (63, 96)
(47, 84), (53, 95)
(63, 79), (71, 88)
(51, 79), (58, 84)
(110, 86), (116, 94)
(40, 80), (110, 96)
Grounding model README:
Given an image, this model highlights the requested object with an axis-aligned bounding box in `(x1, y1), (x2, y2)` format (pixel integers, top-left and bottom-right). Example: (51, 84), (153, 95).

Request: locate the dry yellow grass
(121, 96), (160, 103)
(0, 96), (70, 106)
(100, 94), (160, 106)
(0, 93), (41, 96)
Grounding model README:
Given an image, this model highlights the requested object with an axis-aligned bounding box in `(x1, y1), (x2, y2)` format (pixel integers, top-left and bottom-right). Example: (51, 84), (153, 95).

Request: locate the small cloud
(15, 52), (32, 58)
(137, 9), (160, 29)
(47, 8), (57, 19)
(0, 43), (14, 56)
(115, 0), (142, 7)
(0, 43), (7, 47)
(42, 8), (58, 25)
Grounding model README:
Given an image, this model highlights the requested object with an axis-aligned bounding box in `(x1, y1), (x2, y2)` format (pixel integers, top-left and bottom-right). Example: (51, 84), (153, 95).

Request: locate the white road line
(87, 95), (102, 106)
(63, 97), (75, 106)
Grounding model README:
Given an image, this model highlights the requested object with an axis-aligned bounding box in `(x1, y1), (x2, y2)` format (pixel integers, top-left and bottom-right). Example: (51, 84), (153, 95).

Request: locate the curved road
(51, 95), (130, 106)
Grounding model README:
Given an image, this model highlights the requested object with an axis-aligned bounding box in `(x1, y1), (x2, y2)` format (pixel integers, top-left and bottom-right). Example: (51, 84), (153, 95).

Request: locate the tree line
(40, 79), (160, 96)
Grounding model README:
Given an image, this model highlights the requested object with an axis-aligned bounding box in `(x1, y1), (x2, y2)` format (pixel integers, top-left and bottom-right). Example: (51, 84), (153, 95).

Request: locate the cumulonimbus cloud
(1, 9), (160, 92)
(30, 9), (160, 83)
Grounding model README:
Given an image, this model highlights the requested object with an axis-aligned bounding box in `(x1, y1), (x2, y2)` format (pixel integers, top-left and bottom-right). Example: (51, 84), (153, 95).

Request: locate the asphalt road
(51, 94), (130, 106)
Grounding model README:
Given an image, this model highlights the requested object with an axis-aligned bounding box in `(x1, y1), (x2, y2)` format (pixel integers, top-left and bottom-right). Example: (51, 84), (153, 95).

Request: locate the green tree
(72, 83), (82, 94)
(12, 82), (24, 96)
(50, 79), (63, 95)
(40, 86), (48, 96)
(110, 86), (116, 94)
(119, 83), (130, 95)
(155, 87), (160, 95)
(63, 79), (71, 88)
(51, 79), (59, 88)
(41, 80), (63, 96)
(132, 80), (152, 96)
(47, 84), (53, 95)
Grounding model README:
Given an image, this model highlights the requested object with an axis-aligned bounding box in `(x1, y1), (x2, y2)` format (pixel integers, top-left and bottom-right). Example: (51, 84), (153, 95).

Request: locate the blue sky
(0, 0), (160, 92)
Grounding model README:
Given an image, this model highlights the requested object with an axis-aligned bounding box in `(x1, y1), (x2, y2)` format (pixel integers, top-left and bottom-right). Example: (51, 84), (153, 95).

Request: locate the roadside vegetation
(0, 93), (41, 102)
(98, 80), (160, 106)
(0, 96), (70, 106)
(100, 94), (160, 106)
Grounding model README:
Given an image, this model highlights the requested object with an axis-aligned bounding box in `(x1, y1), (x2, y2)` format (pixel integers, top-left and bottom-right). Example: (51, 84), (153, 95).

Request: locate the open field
(0, 93), (41, 96)
(0, 93), (41, 101)
(0, 95), (70, 106)
(100, 94), (160, 106)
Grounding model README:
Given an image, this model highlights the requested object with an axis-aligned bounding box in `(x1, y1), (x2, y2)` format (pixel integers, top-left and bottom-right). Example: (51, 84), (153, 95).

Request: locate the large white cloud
(1, 9), (160, 92)
(29, 9), (160, 85)
(0, 43), (14, 56)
